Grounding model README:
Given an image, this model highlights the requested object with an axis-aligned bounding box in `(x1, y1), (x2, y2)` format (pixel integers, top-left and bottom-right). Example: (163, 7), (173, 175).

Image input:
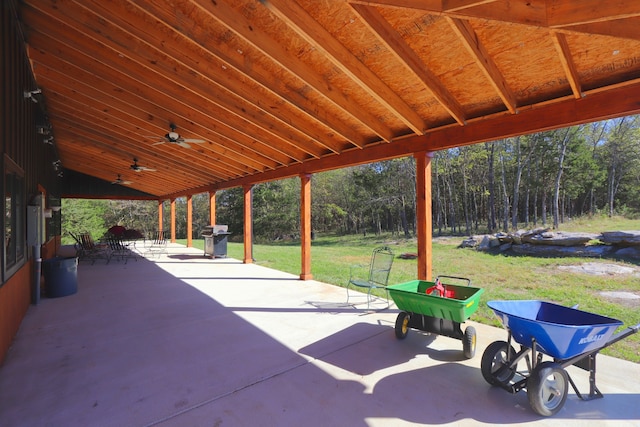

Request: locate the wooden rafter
(262, 0), (427, 135)
(14, 0), (640, 197)
(351, 3), (467, 125)
(191, 0), (394, 144)
(550, 31), (582, 99)
(446, 17), (518, 114)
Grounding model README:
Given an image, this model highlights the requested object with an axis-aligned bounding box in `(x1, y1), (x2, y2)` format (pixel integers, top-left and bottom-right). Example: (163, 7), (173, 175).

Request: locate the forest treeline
(62, 116), (640, 243)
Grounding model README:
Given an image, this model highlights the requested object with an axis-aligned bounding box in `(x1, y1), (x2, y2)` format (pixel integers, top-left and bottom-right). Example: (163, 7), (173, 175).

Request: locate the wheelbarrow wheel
(481, 340), (517, 386)
(395, 312), (410, 339)
(462, 326), (476, 359)
(527, 361), (568, 417)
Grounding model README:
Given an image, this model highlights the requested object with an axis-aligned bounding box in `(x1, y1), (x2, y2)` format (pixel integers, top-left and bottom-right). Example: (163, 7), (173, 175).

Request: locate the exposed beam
(555, 18), (640, 41)
(206, 80), (640, 193)
(351, 3), (467, 125)
(261, 0), (427, 135)
(97, 0), (349, 155)
(350, 0), (640, 39)
(24, 1), (313, 165)
(547, 0), (640, 28)
(446, 17), (517, 114)
(349, 0), (547, 26)
(442, 0), (498, 12)
(550, 31), (582, 99)
(192, 0), (395, 142)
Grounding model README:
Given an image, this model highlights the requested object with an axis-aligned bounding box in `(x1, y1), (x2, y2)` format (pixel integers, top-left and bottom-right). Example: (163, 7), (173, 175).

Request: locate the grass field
(182, 215), (640, 363)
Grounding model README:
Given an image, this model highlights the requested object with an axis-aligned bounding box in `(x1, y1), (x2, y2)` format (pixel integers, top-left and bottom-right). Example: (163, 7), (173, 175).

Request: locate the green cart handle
(435, 275), (472, 287)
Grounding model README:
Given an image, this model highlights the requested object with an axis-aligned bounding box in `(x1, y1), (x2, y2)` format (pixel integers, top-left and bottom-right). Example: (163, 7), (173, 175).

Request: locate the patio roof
(1, 244), (639, 425)
(17, 1), (640, 199)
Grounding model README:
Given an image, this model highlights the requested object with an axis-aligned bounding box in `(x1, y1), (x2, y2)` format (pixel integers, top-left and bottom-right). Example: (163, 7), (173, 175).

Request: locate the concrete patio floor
(0, 243), (639, 426)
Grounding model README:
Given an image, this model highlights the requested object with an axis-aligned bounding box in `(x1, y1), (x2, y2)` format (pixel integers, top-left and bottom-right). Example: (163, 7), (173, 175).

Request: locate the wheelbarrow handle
(605, 322), (640, 348)
(435, 275), (472, 286)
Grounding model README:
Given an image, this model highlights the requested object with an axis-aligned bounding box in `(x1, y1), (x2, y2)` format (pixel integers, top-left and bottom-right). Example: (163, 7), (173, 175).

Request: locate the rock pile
(460, 229), (640, 260)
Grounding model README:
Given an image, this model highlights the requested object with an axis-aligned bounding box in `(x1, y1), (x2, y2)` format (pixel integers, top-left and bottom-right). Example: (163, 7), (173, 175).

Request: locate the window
(4, 156), (25, 280)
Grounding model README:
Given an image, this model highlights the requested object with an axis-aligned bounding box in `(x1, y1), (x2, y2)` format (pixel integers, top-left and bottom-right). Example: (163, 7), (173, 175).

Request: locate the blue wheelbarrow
(481, 300), (640, 416)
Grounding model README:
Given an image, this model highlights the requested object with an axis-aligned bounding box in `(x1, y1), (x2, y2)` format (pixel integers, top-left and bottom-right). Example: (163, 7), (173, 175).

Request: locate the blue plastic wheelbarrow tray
(388, 276), (484, 359)
(481, 299), (640, 417)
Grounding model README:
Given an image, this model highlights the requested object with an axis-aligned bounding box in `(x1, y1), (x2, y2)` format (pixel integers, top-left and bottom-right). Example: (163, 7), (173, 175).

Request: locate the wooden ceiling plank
(22, 7), (297, 168)
(23, 3), (310, 166)
(547, 0), (640, 28)
(27, 43), (274, 175)
(351, 3), (466, 125)
(190, 0), (395, 142)
(262, 0), (427, 135)
(82, 0), (346, 157)
(58, 143), (202, 195)
(117, 0), (365, 152)
(550, 31), (582, 99)
(50, 109), (230, 183)
(39, 72), (253, 178)
(446, 17), (518, 114)
(38, 1), (320, 163)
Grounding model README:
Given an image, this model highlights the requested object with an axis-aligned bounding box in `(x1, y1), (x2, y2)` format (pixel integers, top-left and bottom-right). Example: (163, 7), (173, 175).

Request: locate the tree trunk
(553, 128), (572, 229)
(486, 142), (497, 233)
(500, 151), (510, 232)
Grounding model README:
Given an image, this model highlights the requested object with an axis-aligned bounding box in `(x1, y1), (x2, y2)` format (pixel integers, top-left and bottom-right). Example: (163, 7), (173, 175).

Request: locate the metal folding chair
(346, 246), (394, 309)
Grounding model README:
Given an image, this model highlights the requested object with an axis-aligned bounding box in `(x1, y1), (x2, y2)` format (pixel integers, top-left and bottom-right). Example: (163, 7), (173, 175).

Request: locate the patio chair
(346, 246), (394, 309)
(105, 235), (137, 264)
(144, 230), (169, 258)
(78, 232), (111, 264)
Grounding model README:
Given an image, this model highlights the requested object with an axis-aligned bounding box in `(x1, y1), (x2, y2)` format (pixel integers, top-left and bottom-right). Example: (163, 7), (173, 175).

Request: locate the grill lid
(201, 225), (230, 236)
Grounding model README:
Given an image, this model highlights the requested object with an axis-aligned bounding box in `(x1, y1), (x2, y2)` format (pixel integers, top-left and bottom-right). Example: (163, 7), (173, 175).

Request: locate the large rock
(511, 243), (613, 257)
(612, 246), (640, 259)
(521, 231), (599, 246)
(600, 231), (640, 246)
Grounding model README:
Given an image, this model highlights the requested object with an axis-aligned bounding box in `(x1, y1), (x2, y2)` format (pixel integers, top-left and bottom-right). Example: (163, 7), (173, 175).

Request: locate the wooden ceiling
(18, 0), (640, 199)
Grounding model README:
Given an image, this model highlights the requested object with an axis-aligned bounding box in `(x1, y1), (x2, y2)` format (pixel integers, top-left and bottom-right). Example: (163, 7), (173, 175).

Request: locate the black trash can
(43, 257), (78, 298)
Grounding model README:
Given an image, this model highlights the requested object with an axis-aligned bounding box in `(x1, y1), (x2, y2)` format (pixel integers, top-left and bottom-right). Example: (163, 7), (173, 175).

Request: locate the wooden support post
(186, 194), (193, 248)
(300, 173), (312, 280)
(209, 191), (216, 226)
(243, 184), (253, 264)
(158, 200), (164, 232)
(415, 151), (434, 281)
(170, 199), (176, 243)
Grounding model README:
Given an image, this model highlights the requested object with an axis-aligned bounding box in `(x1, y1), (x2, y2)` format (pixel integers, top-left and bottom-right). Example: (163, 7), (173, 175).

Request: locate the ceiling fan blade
(178, 141), (191, 149)
(182, 138), (205, 143)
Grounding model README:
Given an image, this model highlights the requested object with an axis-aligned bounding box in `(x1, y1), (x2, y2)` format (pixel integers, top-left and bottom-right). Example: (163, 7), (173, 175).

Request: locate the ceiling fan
(111, 174), (132, 185)
(130, 158), (156, 172)
(151, 124), (205, 149)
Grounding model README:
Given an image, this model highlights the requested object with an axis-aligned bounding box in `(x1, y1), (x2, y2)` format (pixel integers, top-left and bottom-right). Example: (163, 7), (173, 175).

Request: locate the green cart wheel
(395, 312), (410, 339)
(462, 326), (476, 359)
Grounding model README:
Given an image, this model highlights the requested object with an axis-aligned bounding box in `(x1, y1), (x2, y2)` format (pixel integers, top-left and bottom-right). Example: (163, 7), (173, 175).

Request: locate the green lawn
(182, 216), (640, 362)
